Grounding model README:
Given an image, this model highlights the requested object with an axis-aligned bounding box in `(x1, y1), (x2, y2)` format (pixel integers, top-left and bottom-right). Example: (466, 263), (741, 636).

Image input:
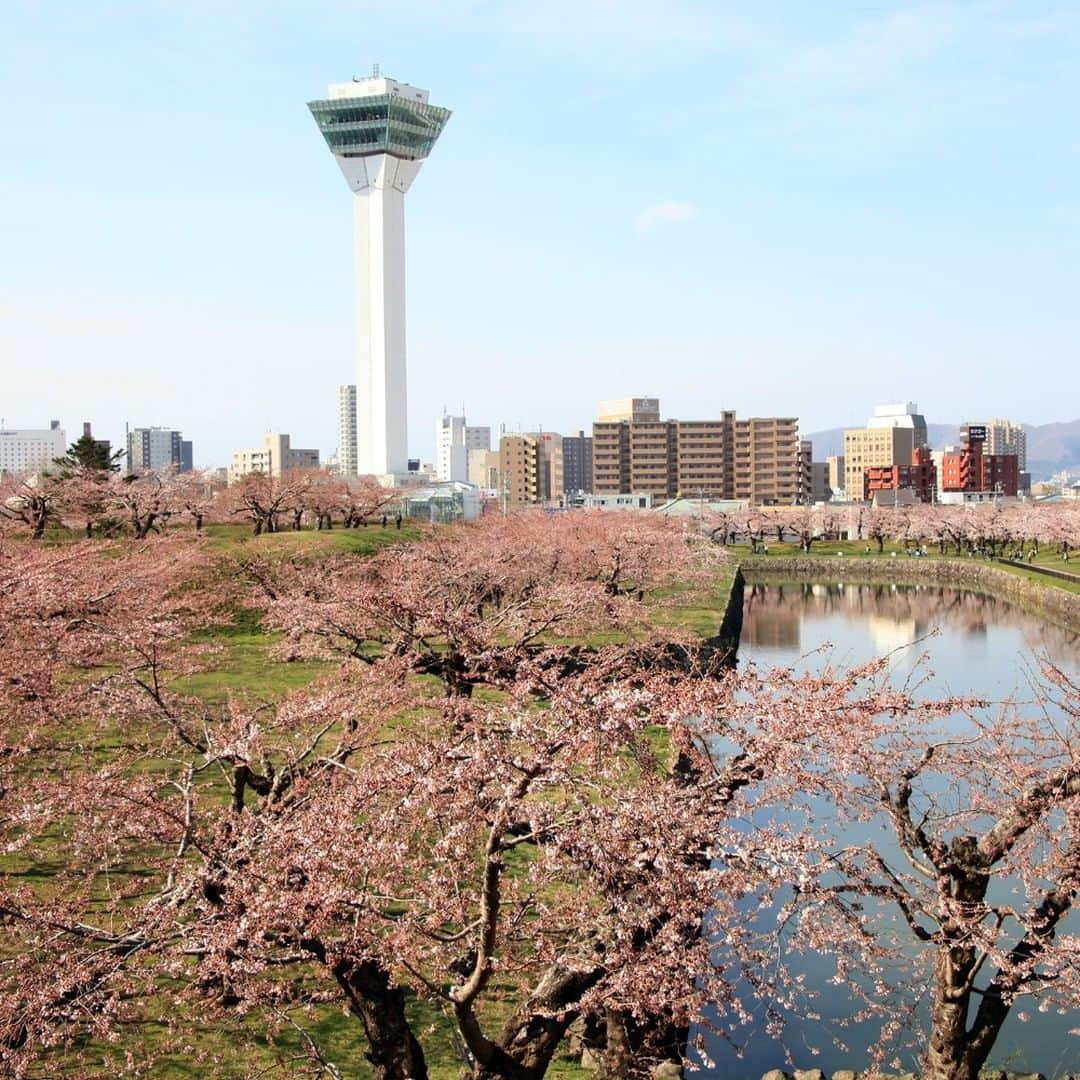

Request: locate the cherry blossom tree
(108, 470), (179, 538)
(3, 515), (1079, 1080)
(341, 476), (400, 527)
(0, 474), (62, 540)
(226, 469), (313, 535)
(173, 469), (217, 531)
(734, 656), (1080, 1080)
(0, 530), (779, 1078)
(250, 513), (703, 696)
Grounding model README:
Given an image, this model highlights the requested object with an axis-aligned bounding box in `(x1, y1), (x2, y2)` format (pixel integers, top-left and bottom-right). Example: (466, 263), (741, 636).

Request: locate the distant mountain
(1027, 421), (1080, 479)
(803, 419), (1080, 481)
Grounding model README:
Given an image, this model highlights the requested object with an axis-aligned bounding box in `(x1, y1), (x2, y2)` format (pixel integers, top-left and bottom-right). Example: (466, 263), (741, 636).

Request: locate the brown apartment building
(592, 402), (802, 506)
(498, 432), (564, 511)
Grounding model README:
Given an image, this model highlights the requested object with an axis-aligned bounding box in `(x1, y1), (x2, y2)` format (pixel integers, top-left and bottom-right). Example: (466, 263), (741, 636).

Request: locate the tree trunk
(923, 850), (988, 1080)
(469, 963), (603, 1080)
(923, 943), (978, 1080)
(331, 958), (428, 1080)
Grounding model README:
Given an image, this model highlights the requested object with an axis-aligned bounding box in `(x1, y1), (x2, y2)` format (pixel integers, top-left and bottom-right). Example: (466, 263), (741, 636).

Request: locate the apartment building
(732, 417), (801, 505)
(978, 417), (1027, 471)
(228, 433), (320, 483)
(592, 401), (802, 506)
(677, 416), (735, 498)
(497, 432), (563, 510)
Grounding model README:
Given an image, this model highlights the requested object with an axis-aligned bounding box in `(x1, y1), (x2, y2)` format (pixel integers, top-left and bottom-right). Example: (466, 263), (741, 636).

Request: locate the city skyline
(3, 2), (1079, 466)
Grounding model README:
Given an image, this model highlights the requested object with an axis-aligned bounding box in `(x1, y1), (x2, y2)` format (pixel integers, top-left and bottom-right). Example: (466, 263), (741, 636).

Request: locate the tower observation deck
(309, 74), (451, 478)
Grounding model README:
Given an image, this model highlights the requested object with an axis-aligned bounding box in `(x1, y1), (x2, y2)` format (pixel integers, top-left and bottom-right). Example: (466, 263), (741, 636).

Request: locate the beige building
(843, 402), (929, 501)
(843, 427), (917, 500)
(597, 397), (661, 424)
(980, 418), (1027, 472)
(827, 455), (845, 496)
(467, 448), (500, 489)
(228, 433), (320, 483)
(497, 433), (564, 510)
(592, 401), (802, 506)
(731, 417), (801, 505)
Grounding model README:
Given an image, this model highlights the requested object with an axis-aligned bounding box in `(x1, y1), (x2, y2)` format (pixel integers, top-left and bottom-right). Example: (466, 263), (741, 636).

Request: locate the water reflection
(741, 581), (1077, 672)
(701, 582), (1080, 1077)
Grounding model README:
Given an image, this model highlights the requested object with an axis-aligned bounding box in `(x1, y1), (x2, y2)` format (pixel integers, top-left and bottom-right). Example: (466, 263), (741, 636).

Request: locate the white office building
(866, 402), (929, 447)
(435, 413), (467, 483)
(309, 72), (451, 479)
(0, 421), (67, 476)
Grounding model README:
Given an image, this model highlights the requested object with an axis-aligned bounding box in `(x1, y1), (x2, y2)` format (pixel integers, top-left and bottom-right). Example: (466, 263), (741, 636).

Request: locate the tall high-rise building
(309, 72), (451, 478)
(338, 385), (358, 476)
(126, 427), (192, 474)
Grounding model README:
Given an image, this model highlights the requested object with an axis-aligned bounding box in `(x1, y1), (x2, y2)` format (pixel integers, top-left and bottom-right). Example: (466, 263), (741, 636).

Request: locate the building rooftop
(309, 73), (451, 163)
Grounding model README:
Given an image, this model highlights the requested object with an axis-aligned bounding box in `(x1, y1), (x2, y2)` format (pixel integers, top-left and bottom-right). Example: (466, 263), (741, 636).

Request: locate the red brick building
(940, 425), (1019, 496)
(863, 446), (936, 503)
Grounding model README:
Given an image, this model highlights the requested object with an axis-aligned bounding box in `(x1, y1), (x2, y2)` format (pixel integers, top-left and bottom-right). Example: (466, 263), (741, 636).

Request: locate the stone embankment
(738, 556), (1080, 633)
(758, 1071), (1075, 1080)
(698, 566), (745, 668)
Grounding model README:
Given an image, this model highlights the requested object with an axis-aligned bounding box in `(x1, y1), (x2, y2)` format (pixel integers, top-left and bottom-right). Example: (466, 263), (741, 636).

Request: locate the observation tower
(309, 71), (451, 478)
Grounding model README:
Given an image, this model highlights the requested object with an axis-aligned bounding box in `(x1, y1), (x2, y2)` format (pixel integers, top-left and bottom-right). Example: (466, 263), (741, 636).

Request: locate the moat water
(702, 581), (1080, 1078)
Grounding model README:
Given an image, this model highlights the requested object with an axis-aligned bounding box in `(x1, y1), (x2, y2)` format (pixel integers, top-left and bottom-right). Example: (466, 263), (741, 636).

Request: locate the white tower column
(349, 155), (418, 476)
(309, 75), (450, 482)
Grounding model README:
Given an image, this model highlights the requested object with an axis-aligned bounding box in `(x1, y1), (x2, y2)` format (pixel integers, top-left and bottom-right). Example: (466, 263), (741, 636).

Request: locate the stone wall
(757, 1070), (1068, 1080)
(738, 557), (1080, 634)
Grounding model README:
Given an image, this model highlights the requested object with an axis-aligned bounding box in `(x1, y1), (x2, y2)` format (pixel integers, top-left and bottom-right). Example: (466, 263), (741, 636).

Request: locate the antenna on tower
(373, 62), (381, 77)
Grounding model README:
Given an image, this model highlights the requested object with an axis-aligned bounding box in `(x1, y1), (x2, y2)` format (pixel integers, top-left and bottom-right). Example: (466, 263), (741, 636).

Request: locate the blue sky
(2, 1), (1077, 466)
